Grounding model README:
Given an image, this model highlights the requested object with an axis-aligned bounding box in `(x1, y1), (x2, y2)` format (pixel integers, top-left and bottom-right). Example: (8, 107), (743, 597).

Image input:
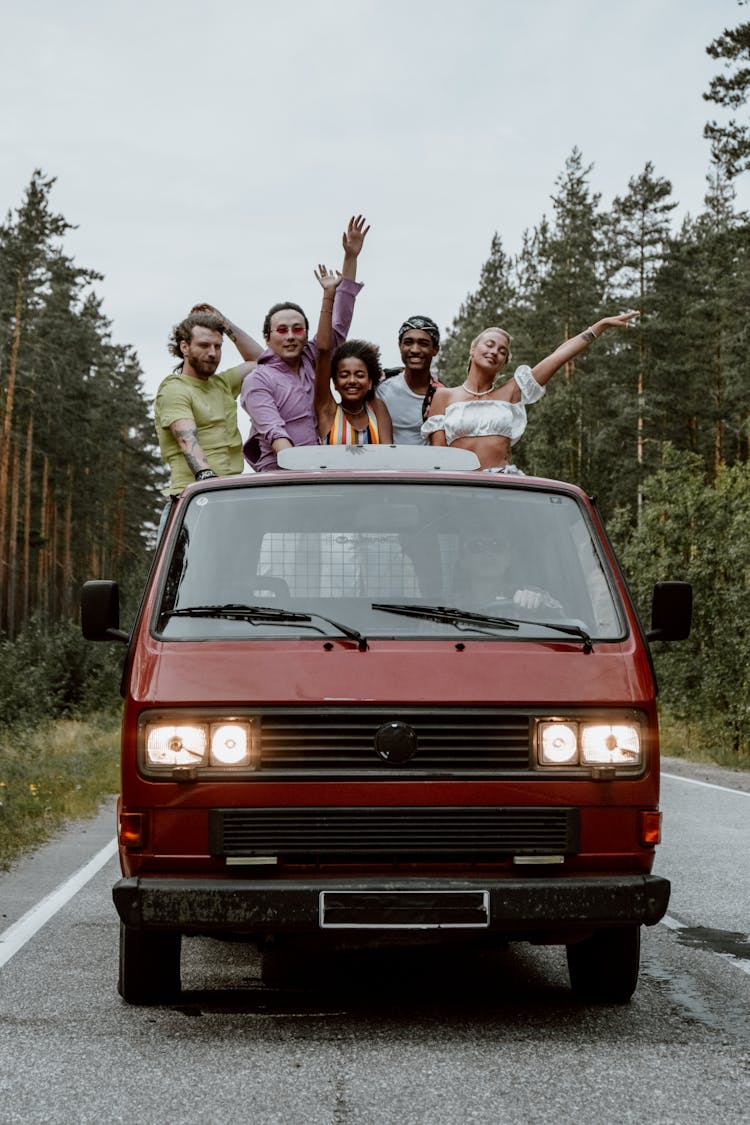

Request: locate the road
(0, 758), (747, 1124)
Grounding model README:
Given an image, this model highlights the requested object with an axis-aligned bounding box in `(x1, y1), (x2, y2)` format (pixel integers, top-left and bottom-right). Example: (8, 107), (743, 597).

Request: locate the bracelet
(581, 328), (599, 344)
(194, 468), (218, 481)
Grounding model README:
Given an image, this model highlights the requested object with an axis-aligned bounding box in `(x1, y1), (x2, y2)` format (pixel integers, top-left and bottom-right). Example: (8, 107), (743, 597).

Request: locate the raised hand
(190, 302), (223, 320)
(599, 310), (641, 332)
(314, 264), (343, 294)
(342, 214), (370, 258)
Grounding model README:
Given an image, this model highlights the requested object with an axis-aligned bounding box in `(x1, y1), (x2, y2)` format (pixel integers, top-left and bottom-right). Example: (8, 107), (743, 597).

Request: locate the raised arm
(531, 311), (640, 388)
(313, 266), (343, 432)
(190, 303), (264, 365)
(340, 214), (370, 282)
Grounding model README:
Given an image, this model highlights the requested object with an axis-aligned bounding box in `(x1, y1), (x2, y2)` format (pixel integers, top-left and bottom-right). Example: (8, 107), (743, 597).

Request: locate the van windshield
(156, 481), (625, 642)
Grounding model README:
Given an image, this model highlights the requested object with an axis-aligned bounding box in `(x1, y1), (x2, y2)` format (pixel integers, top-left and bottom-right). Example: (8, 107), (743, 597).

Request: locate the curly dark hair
(262, 302), (309, 340)
(168, 312), (225, 369)
(331, 339), (383, 401)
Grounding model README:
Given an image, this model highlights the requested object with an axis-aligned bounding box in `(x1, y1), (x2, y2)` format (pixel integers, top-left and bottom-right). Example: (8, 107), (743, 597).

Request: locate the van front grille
(209, 806), (578, 862)
(254, 708), (530, 776)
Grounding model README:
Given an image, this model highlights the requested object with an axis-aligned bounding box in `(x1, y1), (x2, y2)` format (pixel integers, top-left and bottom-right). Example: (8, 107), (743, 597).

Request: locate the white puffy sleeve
(421, 414), (447, 437)
(513, 365), (545, 404)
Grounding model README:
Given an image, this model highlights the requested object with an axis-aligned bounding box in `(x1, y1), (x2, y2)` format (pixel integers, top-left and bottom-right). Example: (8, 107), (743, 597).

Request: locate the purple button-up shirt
(241, 278), (363, 471)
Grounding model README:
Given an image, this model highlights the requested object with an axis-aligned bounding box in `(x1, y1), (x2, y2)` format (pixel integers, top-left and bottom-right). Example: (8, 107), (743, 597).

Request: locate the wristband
(194, 468), (218, 481)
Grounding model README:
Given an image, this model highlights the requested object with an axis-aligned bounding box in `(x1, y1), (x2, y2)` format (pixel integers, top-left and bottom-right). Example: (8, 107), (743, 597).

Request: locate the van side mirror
(81, 580), (129, 643)
(647, 581), (692, 642)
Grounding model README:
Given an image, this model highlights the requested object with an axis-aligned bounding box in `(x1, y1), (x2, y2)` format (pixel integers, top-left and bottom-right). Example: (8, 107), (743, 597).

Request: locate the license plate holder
(319, 890), (490, 929)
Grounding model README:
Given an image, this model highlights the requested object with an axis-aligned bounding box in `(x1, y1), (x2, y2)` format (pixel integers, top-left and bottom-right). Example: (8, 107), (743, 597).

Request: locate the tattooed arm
(169, 418), (216, 479)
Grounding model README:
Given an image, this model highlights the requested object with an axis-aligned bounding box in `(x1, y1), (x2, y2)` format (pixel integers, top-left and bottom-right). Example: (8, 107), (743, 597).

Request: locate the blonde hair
(467, 327), (513, 373)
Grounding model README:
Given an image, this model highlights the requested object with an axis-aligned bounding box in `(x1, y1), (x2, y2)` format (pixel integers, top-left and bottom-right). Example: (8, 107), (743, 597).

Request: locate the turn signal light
(640, 810), (662, 846)
(119, 811), (145, 848)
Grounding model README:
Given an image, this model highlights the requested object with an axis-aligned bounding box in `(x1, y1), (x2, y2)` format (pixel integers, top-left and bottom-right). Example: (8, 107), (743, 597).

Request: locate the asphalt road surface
(0, 757), (747, 1124)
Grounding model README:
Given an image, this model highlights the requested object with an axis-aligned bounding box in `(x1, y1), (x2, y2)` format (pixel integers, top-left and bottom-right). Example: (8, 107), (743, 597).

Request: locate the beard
(189, 353), (220, 377)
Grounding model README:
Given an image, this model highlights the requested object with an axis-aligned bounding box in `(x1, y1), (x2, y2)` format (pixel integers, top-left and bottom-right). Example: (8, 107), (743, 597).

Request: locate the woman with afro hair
(313, 266), (392, 445)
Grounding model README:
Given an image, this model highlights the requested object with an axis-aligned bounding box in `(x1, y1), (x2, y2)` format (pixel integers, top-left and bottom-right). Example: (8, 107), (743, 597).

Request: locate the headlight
(539, 722), (578, 765)
(143, 718), (256, 772)
(145, 723), (208, 767)
(580, 723), (640, 765)
(537, 719), (642, 769)
(210, 723), (250, 765)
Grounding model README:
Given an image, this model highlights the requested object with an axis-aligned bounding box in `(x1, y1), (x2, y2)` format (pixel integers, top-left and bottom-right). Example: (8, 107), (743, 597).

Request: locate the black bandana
(398, 316), (440, 347)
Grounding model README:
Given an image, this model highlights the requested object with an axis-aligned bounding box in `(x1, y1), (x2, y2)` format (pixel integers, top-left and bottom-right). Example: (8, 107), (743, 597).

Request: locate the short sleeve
(220, 366), (244, 397)
(155, 381), (196, 429)
(513, 365), (545, 404)
(421, 414), (446, 436)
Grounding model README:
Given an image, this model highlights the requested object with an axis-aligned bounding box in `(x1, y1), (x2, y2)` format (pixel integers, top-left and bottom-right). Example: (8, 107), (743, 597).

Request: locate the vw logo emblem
(374, 722), (417, 765)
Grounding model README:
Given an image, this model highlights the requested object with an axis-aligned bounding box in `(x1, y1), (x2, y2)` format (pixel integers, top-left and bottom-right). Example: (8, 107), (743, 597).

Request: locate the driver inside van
(453, 534), (563, 613)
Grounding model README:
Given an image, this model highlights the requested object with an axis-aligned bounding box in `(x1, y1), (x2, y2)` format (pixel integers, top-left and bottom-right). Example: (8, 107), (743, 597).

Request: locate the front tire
(118, 923), (182, 1005)
(566, 925), (640, 1003)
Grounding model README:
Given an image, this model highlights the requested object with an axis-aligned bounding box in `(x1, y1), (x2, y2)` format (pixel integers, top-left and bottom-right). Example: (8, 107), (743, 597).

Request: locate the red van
(82, 446), (692, 1005)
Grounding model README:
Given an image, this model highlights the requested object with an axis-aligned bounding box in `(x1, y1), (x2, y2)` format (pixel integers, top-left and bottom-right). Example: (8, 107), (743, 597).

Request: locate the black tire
(118, 923), (182, 1005)
(566, 925), (641, 1003)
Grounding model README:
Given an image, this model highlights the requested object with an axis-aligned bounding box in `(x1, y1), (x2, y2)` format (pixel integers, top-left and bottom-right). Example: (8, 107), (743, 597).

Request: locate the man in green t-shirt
(155, 306), (262, 496)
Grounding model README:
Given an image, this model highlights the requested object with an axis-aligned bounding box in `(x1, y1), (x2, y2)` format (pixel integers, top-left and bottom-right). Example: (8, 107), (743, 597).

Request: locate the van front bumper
(113, 874), (670, 937)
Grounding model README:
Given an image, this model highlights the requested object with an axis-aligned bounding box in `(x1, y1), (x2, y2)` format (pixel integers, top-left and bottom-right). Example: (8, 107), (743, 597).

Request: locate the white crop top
(421, 365), (544, 446)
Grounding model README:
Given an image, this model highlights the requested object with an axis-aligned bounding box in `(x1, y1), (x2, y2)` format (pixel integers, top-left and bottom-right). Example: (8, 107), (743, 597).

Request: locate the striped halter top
(324, 404), (380, 445)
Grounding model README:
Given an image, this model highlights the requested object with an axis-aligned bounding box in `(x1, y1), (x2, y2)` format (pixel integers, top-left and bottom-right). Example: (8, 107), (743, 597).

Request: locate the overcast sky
(1, 0), (748, 404)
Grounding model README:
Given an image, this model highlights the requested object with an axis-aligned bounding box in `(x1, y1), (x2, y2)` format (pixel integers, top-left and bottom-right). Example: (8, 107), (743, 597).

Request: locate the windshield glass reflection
(157, 483), (624, 641)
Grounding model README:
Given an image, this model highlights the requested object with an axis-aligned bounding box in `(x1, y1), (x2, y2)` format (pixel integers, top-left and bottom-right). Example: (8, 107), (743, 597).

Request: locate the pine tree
(609, 163), (677, 518)
(0, 171), (72, 628)
(0, 172), (161, 637)
(704, 19), (750, 178)
(437, 233), (518, 386)
(648, 166), (750, 476)
(519, 149), (611, 489)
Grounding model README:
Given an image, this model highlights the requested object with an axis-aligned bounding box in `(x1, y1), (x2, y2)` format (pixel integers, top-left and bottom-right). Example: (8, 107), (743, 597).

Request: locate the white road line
(0, 837), (118, 969)
(662, 772), (750, 796)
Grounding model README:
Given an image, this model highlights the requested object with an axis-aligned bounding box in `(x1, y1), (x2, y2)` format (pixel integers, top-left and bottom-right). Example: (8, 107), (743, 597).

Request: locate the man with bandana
(376, 315), (444, 445)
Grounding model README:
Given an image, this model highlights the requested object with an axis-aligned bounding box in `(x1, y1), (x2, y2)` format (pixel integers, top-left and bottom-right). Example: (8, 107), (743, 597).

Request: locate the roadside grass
(0, 714), (120, 871)
(659, 710), (750, 771)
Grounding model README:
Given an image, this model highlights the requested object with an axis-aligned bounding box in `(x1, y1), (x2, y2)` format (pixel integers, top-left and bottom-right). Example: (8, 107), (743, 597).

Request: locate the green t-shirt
(155, 367), (244, 495)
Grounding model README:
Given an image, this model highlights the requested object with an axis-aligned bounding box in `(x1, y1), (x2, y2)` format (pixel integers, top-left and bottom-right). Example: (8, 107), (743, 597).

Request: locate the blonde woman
(422, 313), (638, 471)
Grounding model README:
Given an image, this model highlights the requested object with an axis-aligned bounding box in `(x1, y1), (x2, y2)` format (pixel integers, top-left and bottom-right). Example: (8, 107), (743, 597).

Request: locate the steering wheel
(477, 593), (565, 619)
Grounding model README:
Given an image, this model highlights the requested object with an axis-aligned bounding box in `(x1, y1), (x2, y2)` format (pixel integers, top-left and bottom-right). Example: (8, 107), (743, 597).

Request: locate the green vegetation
(0, 170), (158, 862)
(0, 714), (120, 871)
(0, 621), (124, 868)
(0, 170), (162, 642)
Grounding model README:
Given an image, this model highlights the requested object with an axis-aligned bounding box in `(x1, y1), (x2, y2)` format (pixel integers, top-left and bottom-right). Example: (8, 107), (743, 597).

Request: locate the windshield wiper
(371, 602), (520, 635)
(372, 602), (593, 651)
(514, 618), (594, 652)
(164, 604), (368, 650)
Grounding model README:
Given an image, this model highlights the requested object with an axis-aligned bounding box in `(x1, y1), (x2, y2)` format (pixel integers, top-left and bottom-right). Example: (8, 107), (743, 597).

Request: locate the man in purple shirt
(241, 216), (369, 471)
